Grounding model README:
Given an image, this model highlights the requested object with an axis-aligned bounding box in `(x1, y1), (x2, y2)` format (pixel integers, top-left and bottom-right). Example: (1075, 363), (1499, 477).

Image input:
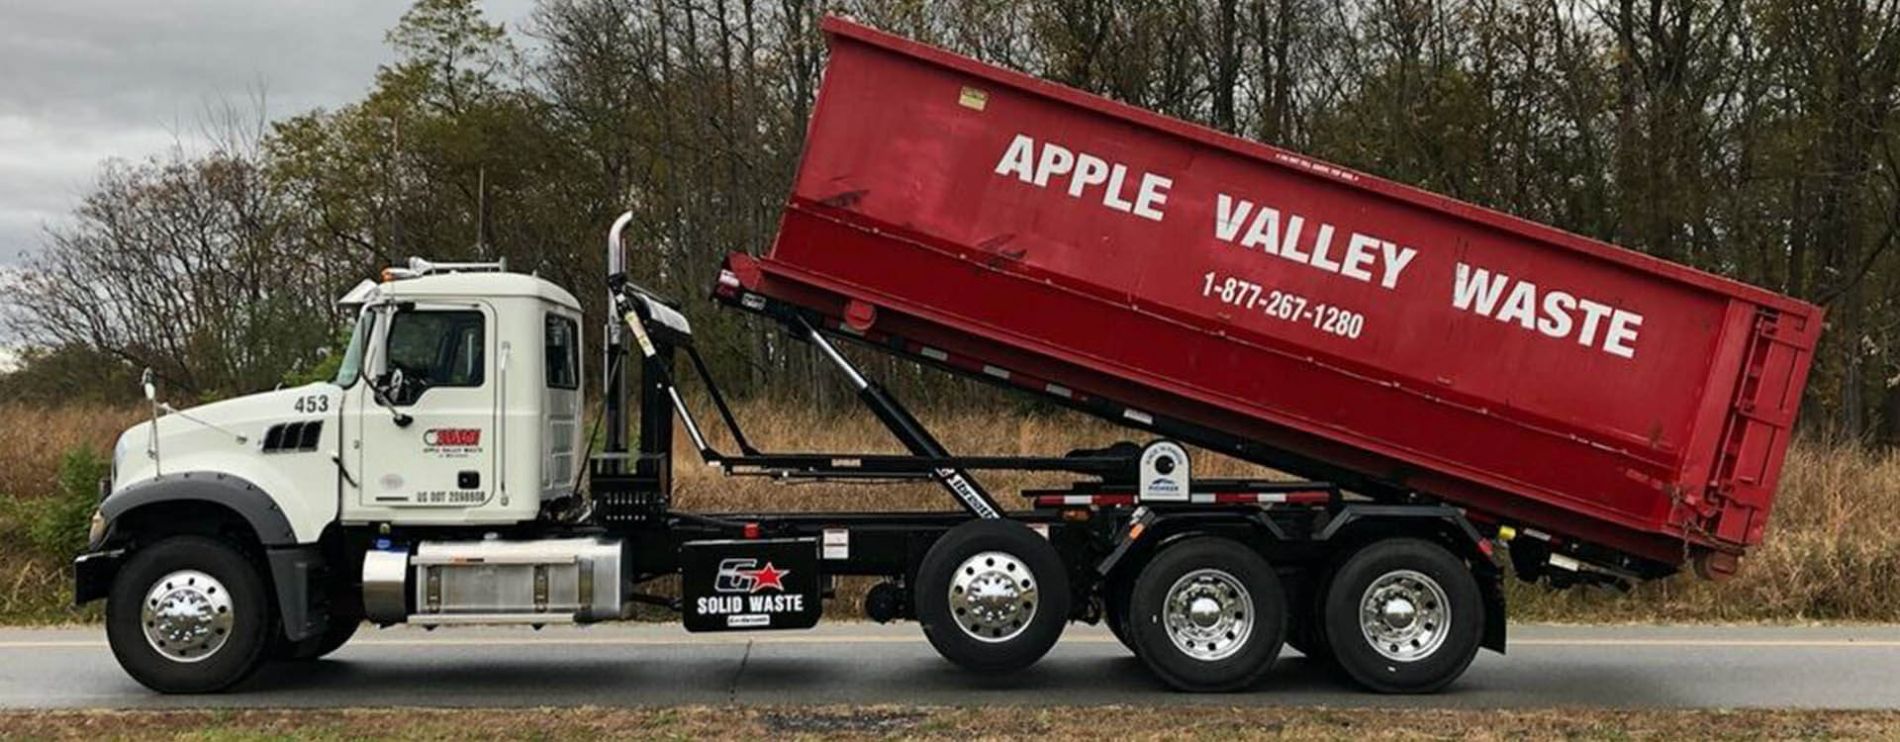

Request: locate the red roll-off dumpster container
(726, 18), (1823, 572)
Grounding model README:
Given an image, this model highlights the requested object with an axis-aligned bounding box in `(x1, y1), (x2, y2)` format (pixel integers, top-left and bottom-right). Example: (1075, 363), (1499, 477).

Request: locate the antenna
(476, 166), (488, 254)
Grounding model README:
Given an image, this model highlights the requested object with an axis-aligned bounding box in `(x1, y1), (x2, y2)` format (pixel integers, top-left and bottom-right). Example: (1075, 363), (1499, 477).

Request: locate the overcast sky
(0, 0), (536, 268)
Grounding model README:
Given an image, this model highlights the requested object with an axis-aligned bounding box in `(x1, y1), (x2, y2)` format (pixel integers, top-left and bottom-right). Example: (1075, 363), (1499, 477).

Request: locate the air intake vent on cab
(262, 421), (323, 453)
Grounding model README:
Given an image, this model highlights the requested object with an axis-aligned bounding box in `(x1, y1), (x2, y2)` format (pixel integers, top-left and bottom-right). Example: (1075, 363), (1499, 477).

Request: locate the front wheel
(915, 520), (1070, 673)
(106, 536), (273, 693)
(1127, 537), (1285, 692)
(1322, 538), (1483, 694)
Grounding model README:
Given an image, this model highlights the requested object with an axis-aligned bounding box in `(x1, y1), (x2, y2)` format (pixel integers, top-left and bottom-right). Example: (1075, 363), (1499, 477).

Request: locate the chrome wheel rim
(949, 551), (1038, 643)
(1359, 569), (1448, 662)
(141, 570), (234, 663)
(1163, 568), (1253, 662)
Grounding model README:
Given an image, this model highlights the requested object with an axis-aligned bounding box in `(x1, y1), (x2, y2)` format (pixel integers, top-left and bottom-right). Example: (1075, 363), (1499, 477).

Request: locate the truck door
(540, 312), (583, 503)
(357, 303), (499, 512)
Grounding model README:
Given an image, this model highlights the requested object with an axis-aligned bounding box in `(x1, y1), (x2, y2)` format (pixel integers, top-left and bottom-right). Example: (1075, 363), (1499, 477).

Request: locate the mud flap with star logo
(682, 538), (823, 631)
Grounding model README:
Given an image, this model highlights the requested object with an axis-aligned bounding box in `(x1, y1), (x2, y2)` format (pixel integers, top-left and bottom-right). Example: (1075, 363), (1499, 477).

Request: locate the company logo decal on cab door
(422, 428), (482, 456)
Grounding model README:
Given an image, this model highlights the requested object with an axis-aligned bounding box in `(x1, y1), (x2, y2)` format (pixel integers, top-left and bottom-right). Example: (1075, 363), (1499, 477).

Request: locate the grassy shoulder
(4, 705), (1899, 740)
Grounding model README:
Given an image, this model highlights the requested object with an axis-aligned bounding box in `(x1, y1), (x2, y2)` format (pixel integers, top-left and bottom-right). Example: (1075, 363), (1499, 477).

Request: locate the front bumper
(72, 549), (126, 605)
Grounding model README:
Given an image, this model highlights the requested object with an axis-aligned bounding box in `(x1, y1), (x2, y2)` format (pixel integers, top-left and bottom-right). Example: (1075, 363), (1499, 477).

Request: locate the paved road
(3, 623), (1897, 709)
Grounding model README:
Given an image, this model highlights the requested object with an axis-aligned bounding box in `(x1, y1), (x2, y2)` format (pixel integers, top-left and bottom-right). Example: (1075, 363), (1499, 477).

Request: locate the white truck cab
(335, 266), (585, 527)
(105, 261), (585, 541)
(81, 260), (595, 691)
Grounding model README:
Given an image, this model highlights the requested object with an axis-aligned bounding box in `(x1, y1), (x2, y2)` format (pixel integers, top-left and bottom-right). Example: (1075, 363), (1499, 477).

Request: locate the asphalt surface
(3, 623), (1897, 709)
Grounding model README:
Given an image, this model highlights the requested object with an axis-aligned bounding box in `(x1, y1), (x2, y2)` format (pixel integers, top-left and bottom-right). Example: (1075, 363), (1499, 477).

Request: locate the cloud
(0, 0), (537, 265)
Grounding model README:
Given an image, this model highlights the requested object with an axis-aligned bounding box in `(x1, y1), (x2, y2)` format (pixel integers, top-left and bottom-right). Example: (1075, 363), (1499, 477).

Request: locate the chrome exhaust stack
(603, 211), (637, 470)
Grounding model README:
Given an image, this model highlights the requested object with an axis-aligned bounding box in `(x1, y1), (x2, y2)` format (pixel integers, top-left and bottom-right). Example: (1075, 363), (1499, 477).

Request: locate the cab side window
(385, 310), (485, 404)
(545, 314), (579, 390)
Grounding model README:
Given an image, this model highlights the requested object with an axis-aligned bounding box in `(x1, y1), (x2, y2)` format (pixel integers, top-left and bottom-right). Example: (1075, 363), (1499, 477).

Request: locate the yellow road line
(1512, 638), (1900, 648)
(0, 641), (105, 649)
(2, 636), (1899, 650)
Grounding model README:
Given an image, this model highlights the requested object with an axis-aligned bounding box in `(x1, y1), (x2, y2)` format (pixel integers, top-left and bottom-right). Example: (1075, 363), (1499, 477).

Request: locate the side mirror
(368, 367), (414, 428)
(373, 367), (409, 402)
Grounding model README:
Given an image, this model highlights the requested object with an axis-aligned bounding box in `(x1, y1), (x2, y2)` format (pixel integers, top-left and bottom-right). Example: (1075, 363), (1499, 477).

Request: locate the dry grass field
(2, 400), (1896, 624)
(0, 404), (142, 503)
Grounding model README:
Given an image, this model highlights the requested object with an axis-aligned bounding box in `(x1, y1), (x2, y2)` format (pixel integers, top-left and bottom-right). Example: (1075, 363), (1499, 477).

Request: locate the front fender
(100, 472), (298, 546)
(86, 473), (327, 641)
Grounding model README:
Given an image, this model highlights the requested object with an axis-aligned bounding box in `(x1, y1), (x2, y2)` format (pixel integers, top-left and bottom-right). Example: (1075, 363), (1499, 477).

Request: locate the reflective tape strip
(1034, 494), (1135, 507)
(1035, 492), (1329, 508)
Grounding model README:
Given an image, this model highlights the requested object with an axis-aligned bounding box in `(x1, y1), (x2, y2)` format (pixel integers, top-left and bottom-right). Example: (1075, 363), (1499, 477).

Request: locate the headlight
(87, 510), (107, 549)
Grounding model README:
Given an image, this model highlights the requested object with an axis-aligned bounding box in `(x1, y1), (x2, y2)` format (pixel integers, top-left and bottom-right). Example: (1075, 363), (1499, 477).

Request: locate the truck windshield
(333, 310), (374, 388)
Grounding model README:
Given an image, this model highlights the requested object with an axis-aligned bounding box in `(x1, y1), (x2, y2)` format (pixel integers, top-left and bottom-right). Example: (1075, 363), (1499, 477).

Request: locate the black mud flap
(682, 538), (822, 632)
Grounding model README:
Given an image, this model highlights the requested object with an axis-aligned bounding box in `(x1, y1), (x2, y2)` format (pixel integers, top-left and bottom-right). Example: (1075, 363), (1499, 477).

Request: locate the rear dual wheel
(1321, 538), (1483, 694)
(1127, 537), (1286, 692)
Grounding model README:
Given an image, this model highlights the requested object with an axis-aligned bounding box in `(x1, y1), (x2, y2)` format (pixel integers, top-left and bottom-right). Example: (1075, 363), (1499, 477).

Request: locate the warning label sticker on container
(958, 86), (988, 111)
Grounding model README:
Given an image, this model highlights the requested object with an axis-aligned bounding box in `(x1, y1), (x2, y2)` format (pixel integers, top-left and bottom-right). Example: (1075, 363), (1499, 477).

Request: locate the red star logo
(749, 562), (788, 592)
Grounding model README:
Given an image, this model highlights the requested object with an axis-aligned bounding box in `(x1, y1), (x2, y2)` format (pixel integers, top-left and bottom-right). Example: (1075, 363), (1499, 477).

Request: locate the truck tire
(1322, 538), (1482, 694)
(1127, 537), (1285, 692)
(915, 520), (1069, 672)
(106, 535), (273, 693)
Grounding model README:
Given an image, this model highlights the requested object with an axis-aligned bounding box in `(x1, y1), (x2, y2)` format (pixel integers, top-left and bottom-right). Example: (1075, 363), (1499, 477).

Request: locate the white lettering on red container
(1452, 264), (1644, 358)
(1212, 194), (1419, 291)
(994, 134), (1172, 222)
(989, 134), (1646, 359)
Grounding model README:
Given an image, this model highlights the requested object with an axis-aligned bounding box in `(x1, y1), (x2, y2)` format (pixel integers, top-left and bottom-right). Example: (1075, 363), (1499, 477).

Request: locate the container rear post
(804, 321), (1004, 518)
